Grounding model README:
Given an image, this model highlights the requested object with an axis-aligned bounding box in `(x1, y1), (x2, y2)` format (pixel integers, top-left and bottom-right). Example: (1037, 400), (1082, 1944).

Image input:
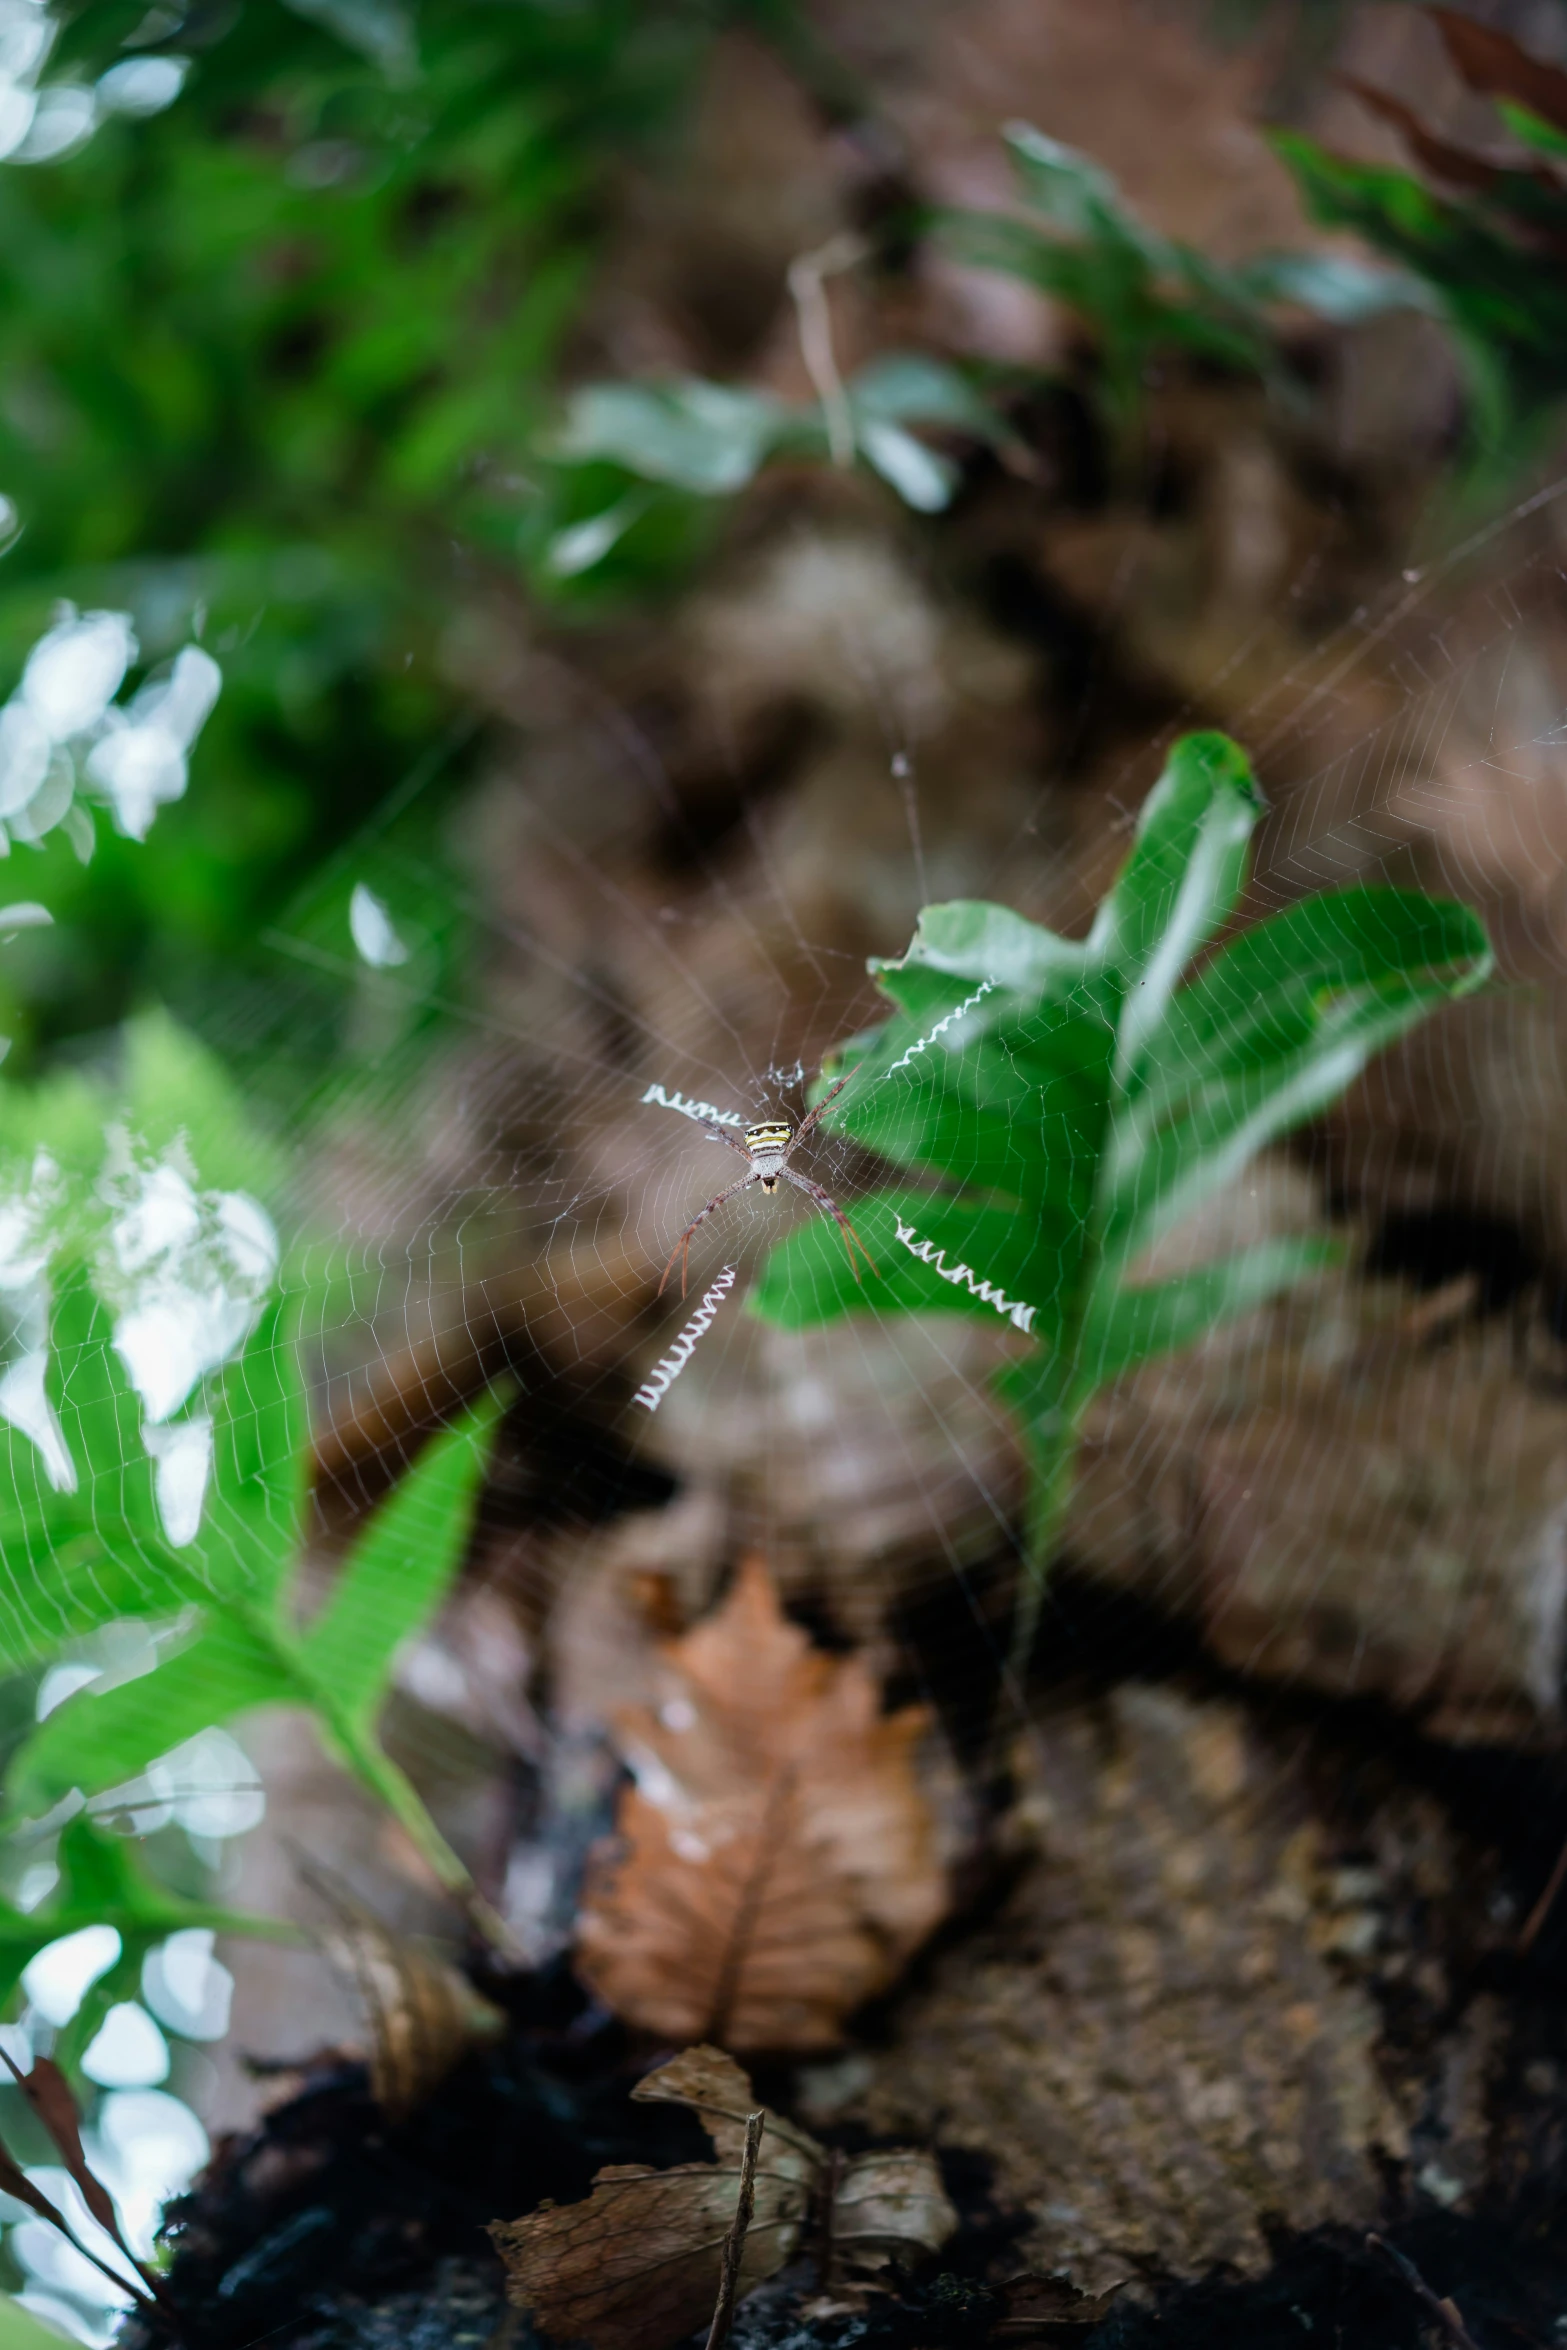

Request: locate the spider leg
(790, 1061), (864, 1150)
(782, 1167), (878, 1284)
(696, 1118), (753, 1163)
(659, 1172), (758, 1298)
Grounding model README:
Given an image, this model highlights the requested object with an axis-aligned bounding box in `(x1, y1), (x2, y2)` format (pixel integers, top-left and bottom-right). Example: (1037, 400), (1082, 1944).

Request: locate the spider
(658, 1065), (877, 1297)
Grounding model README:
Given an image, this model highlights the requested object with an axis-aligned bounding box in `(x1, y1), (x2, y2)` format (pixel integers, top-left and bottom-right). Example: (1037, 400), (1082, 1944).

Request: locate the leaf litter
(489, 2044), (957, 2350)
(573, 1558), (950, 2050)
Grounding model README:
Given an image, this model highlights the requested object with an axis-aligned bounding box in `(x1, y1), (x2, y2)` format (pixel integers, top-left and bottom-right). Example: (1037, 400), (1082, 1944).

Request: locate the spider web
(242, 448), (1567, 1805)
(6, 410), (1567, 2220)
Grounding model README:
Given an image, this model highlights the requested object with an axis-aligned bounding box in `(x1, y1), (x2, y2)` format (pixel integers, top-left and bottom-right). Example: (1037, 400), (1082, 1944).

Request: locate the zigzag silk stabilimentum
(750, 730), (1493, 1671)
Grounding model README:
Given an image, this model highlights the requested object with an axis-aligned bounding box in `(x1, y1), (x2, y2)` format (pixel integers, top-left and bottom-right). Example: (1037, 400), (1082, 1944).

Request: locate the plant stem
(321, 1702), (513, 1951)
(1007, 1388), (1086, 1684)
(705, 2111), (764, 2350)
(225, 1593), (513, 1952)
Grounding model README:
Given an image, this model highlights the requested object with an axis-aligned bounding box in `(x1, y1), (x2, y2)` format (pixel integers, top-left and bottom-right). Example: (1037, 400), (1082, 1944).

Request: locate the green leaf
(120, 1010), (289, 1203)
(1087, 731), (1264, 1067)
(299, 1389), (503, 1727)
(1107, 978), (1457, 1264)
(1136, 885), (1491, 1103)
(856, 422), (957, 512)
(1002, 123), (1146, 249)
(1108, 887), (1493, 1258)
(49, 1815), (282, 1945)
(190, 1297), (310, 1604)
(890, 898), (1090, 995)
(1497, 99), (1567, 160)
(1078, 1236), (1341, 1390)
(0, 1815), (288, 2015)
(0, 2292), (89, 2350)
(550, 380), (788, 495)
(1236, 248), (1433, 323)
(846, 353), (1001, 440)
(752, 727), (1491, 1666)
(750, 1188), (1071, 1343)
(8, 1617), (294, 1816)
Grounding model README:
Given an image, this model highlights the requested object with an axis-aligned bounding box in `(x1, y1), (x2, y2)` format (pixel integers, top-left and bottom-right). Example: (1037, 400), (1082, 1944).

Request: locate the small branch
(787, 233), (867, 469)
(1366, 2233), (1482, 2350)
(1518, 1825), (1567, 1953)
(705, 2111), (765, 2350)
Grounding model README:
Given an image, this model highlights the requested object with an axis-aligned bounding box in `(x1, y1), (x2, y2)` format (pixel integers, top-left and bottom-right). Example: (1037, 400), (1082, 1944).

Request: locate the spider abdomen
(745, 1119), (793, 1190)
(745, 1121), (793, 1154)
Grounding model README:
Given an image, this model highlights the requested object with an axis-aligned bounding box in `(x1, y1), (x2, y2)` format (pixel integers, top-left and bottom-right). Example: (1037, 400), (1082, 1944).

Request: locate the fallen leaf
(490, 2045), (956, 2350)
(0, 2052), (159, 2311)
(574, 1557), (948, 2049)
(996, 2274), (1128, 2336)
(307, 1870), (504, 2117)
(1432, 7), (1567, 134)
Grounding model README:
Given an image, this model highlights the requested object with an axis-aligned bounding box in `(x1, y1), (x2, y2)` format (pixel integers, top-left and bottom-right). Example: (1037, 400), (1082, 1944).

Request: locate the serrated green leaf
(8, 1617), (295, 1817)
(298, 1388), (502, 1726)
(190, 1297), (309, 1604)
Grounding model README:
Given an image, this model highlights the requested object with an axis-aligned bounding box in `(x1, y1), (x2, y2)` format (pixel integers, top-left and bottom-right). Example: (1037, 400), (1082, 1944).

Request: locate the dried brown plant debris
(0, 2049), (173, 2322)
(573, 1557), (948, 2049)
(308, 1870), (504, 2118)
(489, 2045), (956, 2350)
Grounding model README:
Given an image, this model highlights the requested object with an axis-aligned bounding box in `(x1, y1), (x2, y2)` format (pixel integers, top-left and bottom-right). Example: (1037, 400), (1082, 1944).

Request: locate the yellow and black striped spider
(658, 1066), (876, 1297)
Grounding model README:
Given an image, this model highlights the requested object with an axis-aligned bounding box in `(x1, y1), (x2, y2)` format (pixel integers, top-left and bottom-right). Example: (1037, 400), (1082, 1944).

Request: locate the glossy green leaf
(299, 1389), (503, 1726)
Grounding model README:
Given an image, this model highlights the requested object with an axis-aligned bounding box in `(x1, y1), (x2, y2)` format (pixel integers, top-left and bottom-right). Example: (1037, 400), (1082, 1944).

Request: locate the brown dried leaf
(1339, 76), (1524, 196)
(995, 2275), (1127, 2337)
(6, 2054), (124, 2248)
(310, 1881), (504, 2118)
(826, 2147), (959, 2295)
(490, 2047), (814, 2350)
(491, 2046), (956, 2350)
(1432, 9), (1567, 136)
(0, 2050), (157, 2300)
(574, 1558), (948, 2050)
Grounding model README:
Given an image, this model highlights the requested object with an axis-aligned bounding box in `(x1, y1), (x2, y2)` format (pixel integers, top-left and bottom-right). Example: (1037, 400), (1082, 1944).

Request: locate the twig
(786, 233), (868, 469)
(1518, 1825), (1567, 1953)
(705, 2110), (765, 2350)
(1366, 2233), (1483, 2350)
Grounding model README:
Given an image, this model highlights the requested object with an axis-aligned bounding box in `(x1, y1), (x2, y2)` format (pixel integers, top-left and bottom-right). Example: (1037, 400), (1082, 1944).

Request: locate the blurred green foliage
(0, 0), (733, 1070)
(939, 121), (1420, 443)
(1276, 9), (1567, 460)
